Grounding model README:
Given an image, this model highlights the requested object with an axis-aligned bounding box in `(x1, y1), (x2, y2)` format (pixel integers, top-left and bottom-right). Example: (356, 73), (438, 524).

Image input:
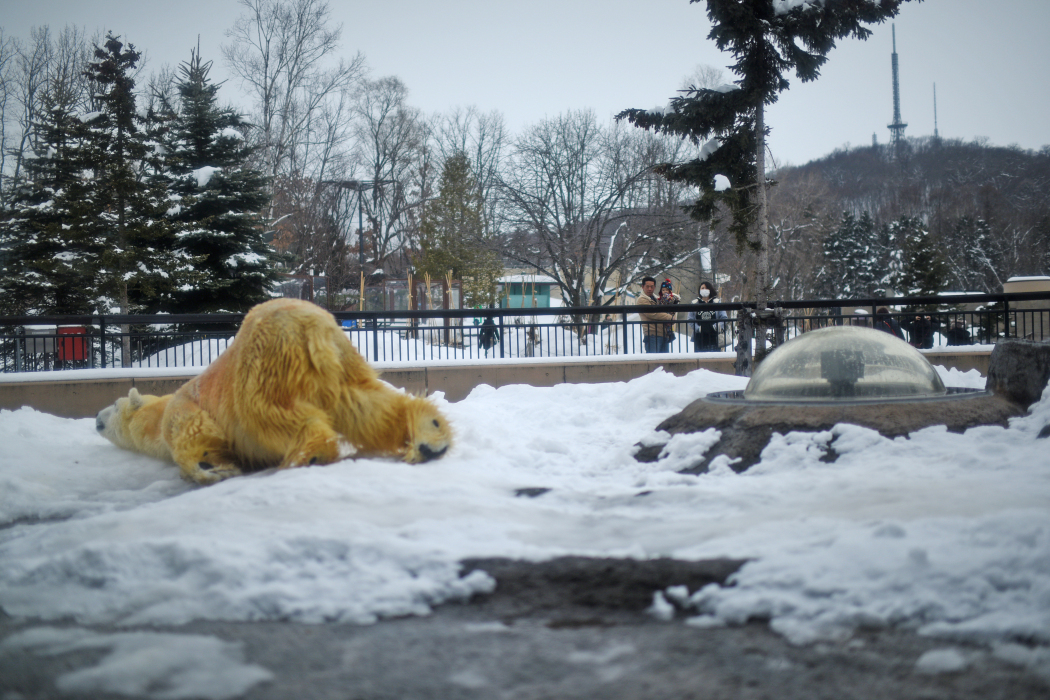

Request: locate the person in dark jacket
(902, 313), (939, 349)
(687, 281), (729, 351)
(656, 278), (681, 346)
(478, 316), (500, 356)
(873, 307), (906, 340)
(945, 321), (972, 346)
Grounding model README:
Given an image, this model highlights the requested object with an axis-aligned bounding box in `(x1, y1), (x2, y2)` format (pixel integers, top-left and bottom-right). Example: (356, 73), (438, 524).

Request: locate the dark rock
(986, 338), (1050, 409)
(459, 556), (747, 614)
(514, 487), (551, 498)
(641, 392), (1025, 474)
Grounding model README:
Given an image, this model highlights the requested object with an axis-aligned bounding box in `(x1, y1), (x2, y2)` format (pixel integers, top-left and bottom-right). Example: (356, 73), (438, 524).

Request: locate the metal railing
(2, 292), (1048, 373)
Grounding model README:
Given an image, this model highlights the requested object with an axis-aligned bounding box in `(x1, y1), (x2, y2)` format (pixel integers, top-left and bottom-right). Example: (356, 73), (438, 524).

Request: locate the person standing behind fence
(657, 279), (681, 346)
(902, 313), (938, 349)
(873, 307), (906, 340)
(687, 281), (728, 352)
(946, 320), (972, 346)
(638, 276), (676, 353)
(478, 315), (500, 357)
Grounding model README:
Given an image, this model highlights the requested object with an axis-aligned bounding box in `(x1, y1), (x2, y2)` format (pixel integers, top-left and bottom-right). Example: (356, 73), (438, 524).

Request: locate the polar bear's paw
(281, 427), (352, 470)
(184, 459), (243, 485)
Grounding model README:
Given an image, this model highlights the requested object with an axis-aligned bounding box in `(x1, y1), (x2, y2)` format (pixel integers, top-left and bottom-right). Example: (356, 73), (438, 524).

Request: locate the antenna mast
(887, 24), (908, 157)
(933, 82), (939, 140)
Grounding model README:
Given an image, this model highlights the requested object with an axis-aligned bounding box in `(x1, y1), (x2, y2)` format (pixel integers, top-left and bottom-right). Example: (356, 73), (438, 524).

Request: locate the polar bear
(96, 298), (452, 484)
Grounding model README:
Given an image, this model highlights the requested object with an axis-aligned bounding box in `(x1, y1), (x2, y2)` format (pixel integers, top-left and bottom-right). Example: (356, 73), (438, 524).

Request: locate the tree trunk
(734, 311), (753, 377)
(748, 99), (784, 370)
(734, 99), (774, 377)
(754, 100), (771, 311)
(119, 284), (131, 369)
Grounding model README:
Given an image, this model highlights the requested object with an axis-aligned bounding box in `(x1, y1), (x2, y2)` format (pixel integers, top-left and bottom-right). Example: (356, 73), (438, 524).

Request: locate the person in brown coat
(638, 277), (678, 353)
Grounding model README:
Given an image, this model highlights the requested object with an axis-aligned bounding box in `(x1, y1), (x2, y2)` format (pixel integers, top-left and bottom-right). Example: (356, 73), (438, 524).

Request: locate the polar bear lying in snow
(96, 298), (452, 484)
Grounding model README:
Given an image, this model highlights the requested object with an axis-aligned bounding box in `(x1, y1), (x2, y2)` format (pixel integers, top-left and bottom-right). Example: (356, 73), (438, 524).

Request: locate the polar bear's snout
(96, 404), (115, 433)
(418, 443), (448, 462)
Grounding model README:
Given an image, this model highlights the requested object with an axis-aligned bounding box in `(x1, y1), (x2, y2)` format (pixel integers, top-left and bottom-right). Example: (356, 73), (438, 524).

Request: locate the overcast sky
(4, 0), (1048, 166)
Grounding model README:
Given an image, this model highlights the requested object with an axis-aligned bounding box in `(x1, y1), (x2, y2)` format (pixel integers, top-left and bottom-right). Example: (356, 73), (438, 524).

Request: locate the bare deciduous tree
(9, 26), (53, 184)
(765, 169), (833, 299)
(222, 0), (366, 189)
(352, 76), (424, 273)
(1, 25), (91, 206)
(501, 110), (699, 311)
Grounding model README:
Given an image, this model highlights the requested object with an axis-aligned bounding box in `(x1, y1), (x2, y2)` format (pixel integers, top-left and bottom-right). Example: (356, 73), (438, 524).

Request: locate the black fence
(2, 292), (1048, 373)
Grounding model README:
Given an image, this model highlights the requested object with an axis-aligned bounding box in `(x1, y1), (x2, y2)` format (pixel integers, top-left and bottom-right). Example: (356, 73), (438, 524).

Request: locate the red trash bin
(57, 326), (87, 361)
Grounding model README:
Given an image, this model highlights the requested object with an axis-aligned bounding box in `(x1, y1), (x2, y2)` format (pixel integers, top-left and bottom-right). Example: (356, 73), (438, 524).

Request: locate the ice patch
(915, 647), (970, 674)
(1, 627), (272, 699)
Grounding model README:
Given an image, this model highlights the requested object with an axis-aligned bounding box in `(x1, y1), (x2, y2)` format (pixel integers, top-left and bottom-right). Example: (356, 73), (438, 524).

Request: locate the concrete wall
(0, 351), (988, 420)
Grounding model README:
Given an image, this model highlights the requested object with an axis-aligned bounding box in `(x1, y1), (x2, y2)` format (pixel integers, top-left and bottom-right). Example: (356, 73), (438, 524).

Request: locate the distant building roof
(499, 274), (557, 284)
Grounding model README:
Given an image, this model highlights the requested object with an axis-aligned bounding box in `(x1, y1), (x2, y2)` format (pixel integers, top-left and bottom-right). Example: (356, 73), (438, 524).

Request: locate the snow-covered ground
(2, 363), (1049, 696)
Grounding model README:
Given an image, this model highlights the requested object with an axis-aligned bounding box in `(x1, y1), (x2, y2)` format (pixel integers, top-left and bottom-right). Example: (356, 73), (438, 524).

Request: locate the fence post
(371, 317), (380, 362)
(100, 317), (107, 369)
(622, 311), (629, 355)
(498, 313), (505, 359)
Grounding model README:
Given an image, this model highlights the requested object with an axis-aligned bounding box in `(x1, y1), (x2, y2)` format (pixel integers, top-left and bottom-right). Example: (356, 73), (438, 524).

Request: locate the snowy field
(2, 363), (1049, 695)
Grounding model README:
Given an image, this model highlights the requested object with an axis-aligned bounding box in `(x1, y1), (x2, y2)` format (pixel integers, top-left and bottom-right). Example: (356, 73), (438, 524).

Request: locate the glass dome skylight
(742, 326), (947, 402)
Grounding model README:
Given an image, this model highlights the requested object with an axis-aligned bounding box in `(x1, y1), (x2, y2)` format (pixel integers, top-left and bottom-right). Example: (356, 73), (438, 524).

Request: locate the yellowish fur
(96, 298), (452, 485)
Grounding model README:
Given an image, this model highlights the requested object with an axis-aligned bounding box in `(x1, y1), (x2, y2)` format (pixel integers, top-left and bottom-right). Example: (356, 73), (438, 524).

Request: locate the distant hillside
(721, 137), (1050, 299)
(785, 137), (1050, 227)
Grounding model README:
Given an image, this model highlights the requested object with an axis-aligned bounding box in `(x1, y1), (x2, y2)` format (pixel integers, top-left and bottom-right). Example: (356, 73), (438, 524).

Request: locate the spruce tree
(163, 48), (278, 314)
(895, 216), (947, 296)
(818, 211), (878, 298)
(947, 216), (999, 293)
(619, 0), (917, 306)
(81, 33), (190, 315)
(415, 152), (502, 307)
(0, 73), (97, 314)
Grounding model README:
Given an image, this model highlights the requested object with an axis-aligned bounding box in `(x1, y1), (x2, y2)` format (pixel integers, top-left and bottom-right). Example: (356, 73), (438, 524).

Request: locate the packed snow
(190, 166), (221, 189)
(698, 137), (722, 161)
(2, 362), (1050, 692)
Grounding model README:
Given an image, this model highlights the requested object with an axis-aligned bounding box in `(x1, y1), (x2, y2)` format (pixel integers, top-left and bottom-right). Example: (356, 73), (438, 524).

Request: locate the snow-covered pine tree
(945, 215), (999, 293)
(894, 216), (948, 297)
(162, 48), (279, 315)
(818, 211), (881, 298)
(0, 72), (98, 315)
(81, 34), (193, 317)
(873, 218), (903, 297)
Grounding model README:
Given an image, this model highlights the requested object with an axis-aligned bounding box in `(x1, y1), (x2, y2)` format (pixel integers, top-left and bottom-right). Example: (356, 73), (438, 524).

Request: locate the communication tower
(933, 83), (939, 140)
(887, 24), (907, 156)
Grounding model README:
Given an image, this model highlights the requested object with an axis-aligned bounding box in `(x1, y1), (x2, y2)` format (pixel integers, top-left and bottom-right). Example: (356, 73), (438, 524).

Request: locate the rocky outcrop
(636, 392), (1024, 474)
(986, 338), (1050, 409)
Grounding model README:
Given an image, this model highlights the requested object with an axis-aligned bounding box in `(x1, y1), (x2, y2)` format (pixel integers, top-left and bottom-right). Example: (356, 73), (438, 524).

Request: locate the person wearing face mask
(687, 281), (728, 352)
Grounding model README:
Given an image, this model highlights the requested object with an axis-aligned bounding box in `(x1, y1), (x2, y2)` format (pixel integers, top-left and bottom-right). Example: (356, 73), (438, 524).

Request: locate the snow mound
(0, 365), (1048, 665)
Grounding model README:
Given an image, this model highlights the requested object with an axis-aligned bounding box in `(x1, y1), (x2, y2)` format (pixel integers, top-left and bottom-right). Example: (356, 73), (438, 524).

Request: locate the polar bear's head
(96, 387), (166, 452)
(401, 397), (453, 463)
(96, 387), (140, 450)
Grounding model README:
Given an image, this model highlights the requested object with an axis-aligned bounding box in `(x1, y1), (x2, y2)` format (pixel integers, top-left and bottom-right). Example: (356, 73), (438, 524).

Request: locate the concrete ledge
(0, 351), (990, 419)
